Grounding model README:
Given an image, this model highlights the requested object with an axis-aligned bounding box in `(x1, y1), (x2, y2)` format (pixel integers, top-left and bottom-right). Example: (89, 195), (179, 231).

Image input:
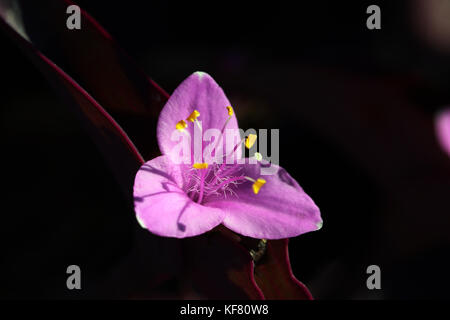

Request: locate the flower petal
(134, 155), (226, 238)
(435, 108), (450, 158)
(157, 72), (240, 165)
(206, 162), (322, 239)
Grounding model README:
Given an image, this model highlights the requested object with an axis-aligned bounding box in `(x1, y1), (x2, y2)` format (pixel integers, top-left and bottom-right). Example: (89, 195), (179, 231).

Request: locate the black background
(1, 0), (450, 299)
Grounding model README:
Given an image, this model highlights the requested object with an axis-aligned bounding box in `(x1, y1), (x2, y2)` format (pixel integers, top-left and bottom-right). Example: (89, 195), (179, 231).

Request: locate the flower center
(175, 107), (266, 204)
(186, 162), (266, 204)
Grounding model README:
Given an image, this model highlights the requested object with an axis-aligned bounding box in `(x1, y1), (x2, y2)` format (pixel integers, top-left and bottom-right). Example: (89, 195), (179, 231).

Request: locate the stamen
(223, 106), (234, 128)
(225, 133), (257, 161)
(245, 134), (257, 149)
(195, 119), (202, 130)
(185, 161), (268, 203)
(246, 177), (266, 194)
(197, 168), (207, 203)
(176, 120), (187, 131)
(226, 106), (234, 116)
(187, 110), (200, 122)
(212, 106), (235, 161)
(210, 175), (267, 195)
(209, 163), (240, 186)
(209, 175), (247, 194)
(187, 110), (202, 130)
(192, 162), (209, 169)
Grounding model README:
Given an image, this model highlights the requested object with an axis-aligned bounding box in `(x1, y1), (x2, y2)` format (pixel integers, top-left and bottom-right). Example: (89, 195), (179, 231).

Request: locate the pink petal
(435, 108), (450, 158)
(206, 162), (322, 239)
(157, 72), (240, 165)
(134, 155), (226, 238)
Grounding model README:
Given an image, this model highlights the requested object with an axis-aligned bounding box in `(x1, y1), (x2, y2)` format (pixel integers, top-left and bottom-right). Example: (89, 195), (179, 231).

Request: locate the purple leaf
(0, 0), (169, 160)
(182, 227), (264, 299)
(0, 16), (143, 196)
(0, 0), (177, 294)
(254, 239), (313, 300)
(0, 0), (316, 299)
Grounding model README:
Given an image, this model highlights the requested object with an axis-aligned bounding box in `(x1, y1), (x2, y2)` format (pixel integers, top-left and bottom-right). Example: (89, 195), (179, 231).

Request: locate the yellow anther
(252, 178), (266, 194)
(176, 120), (187, 131)
(245, 134), (257, 149)
(226, 106), (234, 117)
(192, 162), (209, 169)
(187, 110), (200, 122)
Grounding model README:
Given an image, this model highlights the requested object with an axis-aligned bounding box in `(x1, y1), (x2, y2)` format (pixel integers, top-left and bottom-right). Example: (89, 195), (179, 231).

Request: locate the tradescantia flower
(435, 108), (450, 158)
(1, 1), (317, 299)
(133, 72), (322, 239)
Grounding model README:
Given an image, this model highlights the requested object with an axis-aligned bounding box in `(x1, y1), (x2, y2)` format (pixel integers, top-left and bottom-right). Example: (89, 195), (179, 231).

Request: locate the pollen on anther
(252, 178), (266, 194)
(245, 134), (257, 149)
(193, 162), (209, 169)
(226, 106), (234, 116)
(176, 120), (187, 131)
(187, 110), (200, 122)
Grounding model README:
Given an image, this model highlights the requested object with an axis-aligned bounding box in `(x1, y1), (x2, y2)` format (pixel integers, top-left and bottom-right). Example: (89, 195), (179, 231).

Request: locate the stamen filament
(223, 133), (256, 162)
(245, 177), (256, 182)
(186, 109), (202, 131)
(208, 175), (248, 194)
(179, 106), (267, 201)
(209, 163), (240, 186)
(197, 168), (207, 203)
(212, 106), (235, 160)
(194, 119), (202, 130)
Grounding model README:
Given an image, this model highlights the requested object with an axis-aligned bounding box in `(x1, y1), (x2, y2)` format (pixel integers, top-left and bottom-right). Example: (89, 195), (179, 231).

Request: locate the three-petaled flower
(133, 72), (322, 238)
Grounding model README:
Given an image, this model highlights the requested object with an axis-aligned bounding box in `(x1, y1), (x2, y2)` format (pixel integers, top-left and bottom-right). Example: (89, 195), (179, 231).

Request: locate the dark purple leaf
(254, 239), (313, 300)
(0, 16), (143, 197)
(182, 227), (264, 299)
(0, 3), (179, 294)
(0, 0), (168, 160)
(0, 1), (315, 299)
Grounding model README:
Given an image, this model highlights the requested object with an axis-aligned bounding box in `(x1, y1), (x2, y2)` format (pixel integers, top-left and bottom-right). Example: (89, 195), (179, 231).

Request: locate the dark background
(1, 0), (450, 299)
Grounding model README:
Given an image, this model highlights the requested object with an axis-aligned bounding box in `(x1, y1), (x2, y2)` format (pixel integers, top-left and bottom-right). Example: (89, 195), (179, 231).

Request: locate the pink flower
(435, 108), (450, 158)
(134, 72), (322, 239)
